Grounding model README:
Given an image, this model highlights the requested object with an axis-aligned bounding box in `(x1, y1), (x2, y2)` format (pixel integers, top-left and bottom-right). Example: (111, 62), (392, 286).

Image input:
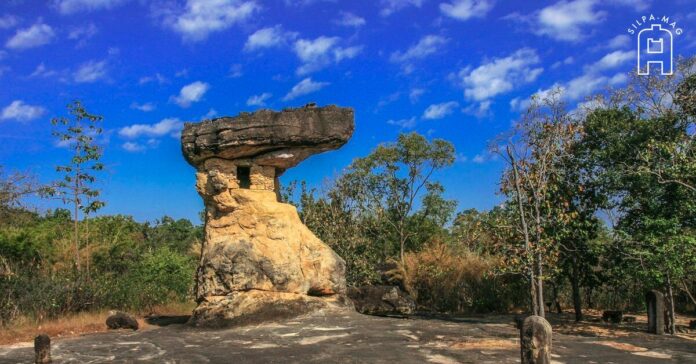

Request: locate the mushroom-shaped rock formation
(182, 104), (354, 327)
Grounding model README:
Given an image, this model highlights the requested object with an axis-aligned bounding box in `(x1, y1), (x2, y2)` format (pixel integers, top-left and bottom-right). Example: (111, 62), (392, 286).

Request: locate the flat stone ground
(1, 310), (695, 363)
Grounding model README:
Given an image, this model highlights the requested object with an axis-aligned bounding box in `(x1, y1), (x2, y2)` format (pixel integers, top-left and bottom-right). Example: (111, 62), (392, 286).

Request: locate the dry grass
(0, 301), (195, 346)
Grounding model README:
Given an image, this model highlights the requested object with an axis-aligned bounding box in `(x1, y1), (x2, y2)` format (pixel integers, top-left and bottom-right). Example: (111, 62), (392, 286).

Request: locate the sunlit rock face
(181, 104), (354, 327)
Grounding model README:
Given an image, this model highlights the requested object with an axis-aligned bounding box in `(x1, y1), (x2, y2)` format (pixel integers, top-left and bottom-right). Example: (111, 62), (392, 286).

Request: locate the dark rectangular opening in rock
(237, 166), (251, 189)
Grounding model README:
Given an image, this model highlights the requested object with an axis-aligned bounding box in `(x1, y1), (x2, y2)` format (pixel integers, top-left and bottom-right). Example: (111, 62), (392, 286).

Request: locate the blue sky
(1, 0), (694, 223)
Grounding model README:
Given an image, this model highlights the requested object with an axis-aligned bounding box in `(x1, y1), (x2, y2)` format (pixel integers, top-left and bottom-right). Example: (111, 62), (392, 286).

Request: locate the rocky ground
(1, 309), (695, 363)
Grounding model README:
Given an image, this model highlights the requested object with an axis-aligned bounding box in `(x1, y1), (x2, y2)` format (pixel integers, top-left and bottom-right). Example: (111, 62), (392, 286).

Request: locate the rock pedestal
(34, 334), (51, 364)
(181, 105), (354, 327)
(520, 315), (552, 364)
(646, 290), (665, 335)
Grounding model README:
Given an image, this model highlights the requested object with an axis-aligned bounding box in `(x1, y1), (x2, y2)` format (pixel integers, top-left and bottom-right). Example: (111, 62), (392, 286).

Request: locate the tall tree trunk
(666, 274), (676, 335)
(536, 253), (545, 318)
(507, 146), (537, 316)
(571, 255), (583, 321)
(73, 173), (80, 271)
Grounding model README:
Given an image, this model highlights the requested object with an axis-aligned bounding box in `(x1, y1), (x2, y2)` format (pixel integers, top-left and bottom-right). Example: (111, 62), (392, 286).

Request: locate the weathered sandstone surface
(181, 105), (354, 327)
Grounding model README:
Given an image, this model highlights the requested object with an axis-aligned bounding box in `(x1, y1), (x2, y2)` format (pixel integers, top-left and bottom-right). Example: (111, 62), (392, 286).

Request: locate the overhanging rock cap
(181, 104), (355, 169)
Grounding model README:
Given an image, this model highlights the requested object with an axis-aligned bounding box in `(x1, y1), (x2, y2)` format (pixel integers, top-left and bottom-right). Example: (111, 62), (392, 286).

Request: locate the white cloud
(423, 101), (459, 119)
(74, 60), (108, 83)
(0, 15), (19, 29)
(122, 141), (144, 152)
(68, 23), (98, 47)
(160, 0), (259, 42)
(335, 12), (366, 27)
(247, 92), (272, 106)
(171, 81), (209, 107)
(1, 100), (46, 122)
(563, 72), (626, 100)
(390, 35), (448, 71)
(409, 88), (425, 103)
(535, 0), (605, 42)
(607, 0), (650, 11)
(589, 50), (633, 72)
(293, 36), (362, 75)
(130, 102), (155, 112)
(380, 0), (424, 16)
(30, 63), (57, 78)
(551, 56), (574, 69)
(244, 25), (296, 52)
(283, 78), (328, 101)
(54, 0), (127, 14)
(387, 117), (417, 129)
(457, 48), (543, 105)
(5, 23), (55, 50)
(439, 0), (494, 21)
(201, 108), (217, 120)
(139, 73), (168, 85)
(472, 153), (486, 163)
(606, 34), (630, 49)
(119, 118), (183, 138)
(228, 64), (243, 78)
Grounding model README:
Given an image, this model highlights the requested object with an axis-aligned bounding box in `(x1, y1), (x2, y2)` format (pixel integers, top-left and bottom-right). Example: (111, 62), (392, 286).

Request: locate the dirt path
(1, 311), (694, 363)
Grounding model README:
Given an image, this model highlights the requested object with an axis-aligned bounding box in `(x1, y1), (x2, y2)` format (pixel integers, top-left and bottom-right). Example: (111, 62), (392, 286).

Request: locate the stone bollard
(34, 334), (51, 364)
(646, 290), (665, 335)
(520, 315), (552, 364)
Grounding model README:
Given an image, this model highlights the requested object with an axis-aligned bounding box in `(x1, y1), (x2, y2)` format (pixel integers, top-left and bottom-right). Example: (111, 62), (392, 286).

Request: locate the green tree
(51, 101), (105, 271)
(340, 132), (456, 266)
(287, 132), (456, 287)
(494, 88), (578, 317)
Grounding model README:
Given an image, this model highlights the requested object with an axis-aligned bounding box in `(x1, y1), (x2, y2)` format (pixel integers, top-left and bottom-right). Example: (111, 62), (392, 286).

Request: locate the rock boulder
(182, 105), (354, 327)
(347, 285), (416, 316)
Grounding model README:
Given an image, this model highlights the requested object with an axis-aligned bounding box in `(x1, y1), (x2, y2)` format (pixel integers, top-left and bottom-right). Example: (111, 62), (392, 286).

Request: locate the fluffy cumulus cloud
(515, 49), (632, 111)
(283, 78), (328, 101)
(53, 0), (127, 14)
(73, 60), (108, 83)
(439, 0), (494, 21)
(588, 50), (633, 72)
(457, 48), (543, 107)
(244, 25), (297, 52)
(423, 101), (459, 119)
(535, 0), (605, 42)
(119, 117), (183, 139)
(293, 36), (362, 75)
(171, 81), (210, 107)
(380, 0), (424, 16)
(247, 92), (272, 106)
(390, 35), (448, 72)
(160, 0), (259, 42)
(1, 100), (46, 122)
(5, 23), (55, 50)
(335, 12), (366, 27)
